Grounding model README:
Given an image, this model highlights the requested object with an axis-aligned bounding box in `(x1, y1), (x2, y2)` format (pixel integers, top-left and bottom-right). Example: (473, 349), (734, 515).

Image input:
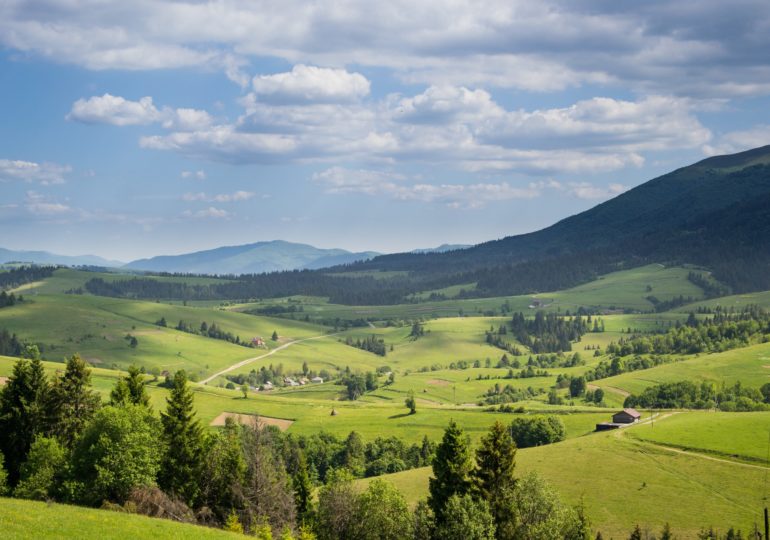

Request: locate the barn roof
(620, 408), (641, 418)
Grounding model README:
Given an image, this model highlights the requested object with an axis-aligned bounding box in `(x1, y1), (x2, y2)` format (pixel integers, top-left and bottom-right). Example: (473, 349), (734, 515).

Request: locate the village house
(311, 376), (324, 383)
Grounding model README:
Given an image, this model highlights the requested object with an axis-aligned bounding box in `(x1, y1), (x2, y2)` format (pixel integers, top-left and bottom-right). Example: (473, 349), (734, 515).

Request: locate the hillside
(335, 145), (770, 296)
(124, 240), (379, 274)
(0, 498), (241, 539)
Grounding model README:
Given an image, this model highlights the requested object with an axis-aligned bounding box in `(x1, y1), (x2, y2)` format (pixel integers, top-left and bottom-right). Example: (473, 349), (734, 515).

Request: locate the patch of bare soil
(209, 412), (294, 431)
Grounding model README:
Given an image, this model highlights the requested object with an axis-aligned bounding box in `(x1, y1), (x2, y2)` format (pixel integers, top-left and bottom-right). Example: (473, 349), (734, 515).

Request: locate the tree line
(624, 380), (770, 412)
(0, 265), (55, 290)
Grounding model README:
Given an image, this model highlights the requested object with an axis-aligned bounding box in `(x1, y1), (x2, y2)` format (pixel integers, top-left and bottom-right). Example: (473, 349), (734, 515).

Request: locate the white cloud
(181, 170), (207, 180)
(565, 182), (628, 200)
(181, 190), (255, 202)
(67, 94), (162, 126)
(252, 65), (370, 103)
(3, 1), (770, 98)
(0, 159), (71, 184)
(24, 191), (72, 215)
(313, 166), (541, 208)
(702, 125), (770, 156)
(68, 94), (211, 130)
(181, 206), (230, 219)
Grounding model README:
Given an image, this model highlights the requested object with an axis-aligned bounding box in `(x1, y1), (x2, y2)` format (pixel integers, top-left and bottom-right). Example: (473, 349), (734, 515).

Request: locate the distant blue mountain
(124, 240), (381, 275)
(0, 247), (123, 268)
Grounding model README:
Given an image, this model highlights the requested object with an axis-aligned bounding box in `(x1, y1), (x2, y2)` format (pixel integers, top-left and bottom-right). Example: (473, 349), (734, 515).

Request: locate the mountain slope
(0, 247), (123, 268)
(124, 240), (380, 275)
(339, 145), (770, 293)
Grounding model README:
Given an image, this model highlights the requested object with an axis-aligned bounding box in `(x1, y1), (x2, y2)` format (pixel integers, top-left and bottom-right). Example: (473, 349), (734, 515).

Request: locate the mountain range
(122, 240), (381, 275)
(0, 248), (124, 268)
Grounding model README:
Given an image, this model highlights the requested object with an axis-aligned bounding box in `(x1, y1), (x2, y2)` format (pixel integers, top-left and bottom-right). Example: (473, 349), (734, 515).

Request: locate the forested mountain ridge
(327, 145), (770, 294)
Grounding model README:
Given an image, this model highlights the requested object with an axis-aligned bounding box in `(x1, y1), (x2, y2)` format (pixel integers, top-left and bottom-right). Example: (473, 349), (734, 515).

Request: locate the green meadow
(0, 498), (241, 540)
(355, 417), (769, 538)
(3, 264), (770, 536)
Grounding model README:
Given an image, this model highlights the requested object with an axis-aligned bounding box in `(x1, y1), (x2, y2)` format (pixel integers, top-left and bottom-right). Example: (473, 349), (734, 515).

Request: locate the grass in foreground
(356, 424), (769, 538)
(0, 498), (241, 540)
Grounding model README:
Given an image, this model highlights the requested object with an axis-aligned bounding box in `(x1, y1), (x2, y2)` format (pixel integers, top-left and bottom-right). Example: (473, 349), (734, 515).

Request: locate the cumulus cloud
(252, 65), (370, 103)
(0, 159), (71, 184)
(68, 94), (212, 131)
(67, 94), (162, 126)
(2, 1), (770, 97)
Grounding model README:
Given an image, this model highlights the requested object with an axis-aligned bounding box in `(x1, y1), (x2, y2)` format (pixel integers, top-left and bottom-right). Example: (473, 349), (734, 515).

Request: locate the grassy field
(594, 341), (770, 397)
(627, 411), (770, 464)
(677, 289), (770, 312)
(0, 498), (241, 539)
(355, 419), (770, 537)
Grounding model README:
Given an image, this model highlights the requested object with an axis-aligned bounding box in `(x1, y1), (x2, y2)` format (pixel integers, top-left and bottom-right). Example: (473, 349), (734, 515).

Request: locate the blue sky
(1, 1), (769, 262)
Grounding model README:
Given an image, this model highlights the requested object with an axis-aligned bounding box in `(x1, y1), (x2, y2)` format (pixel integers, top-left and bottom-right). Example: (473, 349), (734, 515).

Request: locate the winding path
(200, 332), (338, 385)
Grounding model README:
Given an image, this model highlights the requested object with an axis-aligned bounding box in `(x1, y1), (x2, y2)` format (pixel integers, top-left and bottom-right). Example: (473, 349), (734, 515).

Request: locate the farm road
(200, 332), (338, 384)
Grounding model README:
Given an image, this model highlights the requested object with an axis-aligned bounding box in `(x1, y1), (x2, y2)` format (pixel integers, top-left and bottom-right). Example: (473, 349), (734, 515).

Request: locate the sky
(1, 1), (770, 263)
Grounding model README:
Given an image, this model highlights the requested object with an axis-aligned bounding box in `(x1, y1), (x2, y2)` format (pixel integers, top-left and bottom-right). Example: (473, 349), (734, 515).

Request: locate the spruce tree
(428, 420), (474, 523)
(125, 365), (150, 407)
(0, 357), (50, 485)
(473, 421), (517, 537)
(109, 378), (131, 406)
(49, 354), (100, 447)
(159, 370), (204, 506)
(293, 451), (314, 525)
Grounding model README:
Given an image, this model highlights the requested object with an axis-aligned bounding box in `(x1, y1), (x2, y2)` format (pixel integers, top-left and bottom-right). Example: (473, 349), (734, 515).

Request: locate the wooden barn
(612, 408), (641, 424)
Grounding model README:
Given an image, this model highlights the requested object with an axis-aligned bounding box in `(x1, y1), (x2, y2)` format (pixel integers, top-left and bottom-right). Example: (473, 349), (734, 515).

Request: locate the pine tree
(49, 354), (100, 448)
(293, 451), (314, 525)
(159, 370), (204, 506)
(0, 358), (49, 485)
(109, 378), (131, 406)
(272, 330), (279, 341)
(660, 523), (674, 540)
(628, 525), (643, 540)
(473, 421), (517, 536)
(428, 420), (474, 523)
(125, 365), (150, 407)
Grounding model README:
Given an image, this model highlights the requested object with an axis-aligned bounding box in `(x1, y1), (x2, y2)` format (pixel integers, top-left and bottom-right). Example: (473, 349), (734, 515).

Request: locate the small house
(612, 408), (641, 424)
(262, 381), (274, 391)
(252, 337), (266, 347)
(311, 376), (323, 384)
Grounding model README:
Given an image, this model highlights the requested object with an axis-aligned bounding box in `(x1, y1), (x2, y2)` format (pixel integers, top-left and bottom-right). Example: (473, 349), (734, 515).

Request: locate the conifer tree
(159, 370), (204, 506)
(125, 365), (150, 407)
(49, 354), (100, 448)
(473, 421), (516, 537)
(293, 451), (314, 525)
(109, 378), (131, 406)
(428, 420), (474, 523)
(0, 358), (47, 485)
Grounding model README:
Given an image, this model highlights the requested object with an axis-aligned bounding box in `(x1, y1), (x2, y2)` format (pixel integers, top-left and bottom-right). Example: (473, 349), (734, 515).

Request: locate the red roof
(621, 408), (641, 418)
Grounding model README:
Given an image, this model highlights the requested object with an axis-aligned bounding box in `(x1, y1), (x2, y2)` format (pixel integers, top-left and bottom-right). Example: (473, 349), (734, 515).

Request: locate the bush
(508, 416), (566, 448)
